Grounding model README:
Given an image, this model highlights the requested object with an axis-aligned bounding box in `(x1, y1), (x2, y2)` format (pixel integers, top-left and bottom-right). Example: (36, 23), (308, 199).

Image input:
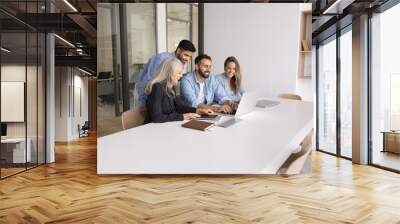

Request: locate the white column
(46, 33), (55, 163)
(156, 3), (167, 53)
(352, 14), (369, 164)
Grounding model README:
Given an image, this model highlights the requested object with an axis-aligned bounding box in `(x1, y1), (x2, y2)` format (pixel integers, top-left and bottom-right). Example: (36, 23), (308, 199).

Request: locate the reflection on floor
(373, 150), (400, 171)
(1, 135), (400, 222)
(0, 167), (25, 178)
(1, 162), (50, 179)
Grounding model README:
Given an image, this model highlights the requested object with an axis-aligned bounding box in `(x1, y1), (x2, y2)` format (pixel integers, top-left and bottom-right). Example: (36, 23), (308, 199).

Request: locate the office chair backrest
(82, 121), (90, 130)
(121, 107), (145, 130)
(278, 129), (313, 175)
(284, 140), (312, 175)
(278, 93), (302, 101)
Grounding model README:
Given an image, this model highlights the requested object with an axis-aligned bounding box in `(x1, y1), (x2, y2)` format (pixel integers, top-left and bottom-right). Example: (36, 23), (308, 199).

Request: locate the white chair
(278, 130), (313, 175)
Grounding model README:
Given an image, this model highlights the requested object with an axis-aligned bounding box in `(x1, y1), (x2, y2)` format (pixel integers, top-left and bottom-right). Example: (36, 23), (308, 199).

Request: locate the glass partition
(167, 3), (198, 72)
(97, 3), (123, 137)
(0, 1), (46, 179)
(126, 3), (156, 108)
(1, 31), (28, 177)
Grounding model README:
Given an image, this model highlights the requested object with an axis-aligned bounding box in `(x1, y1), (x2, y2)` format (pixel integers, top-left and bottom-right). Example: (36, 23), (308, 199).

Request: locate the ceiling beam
(67, 14), (97, 39)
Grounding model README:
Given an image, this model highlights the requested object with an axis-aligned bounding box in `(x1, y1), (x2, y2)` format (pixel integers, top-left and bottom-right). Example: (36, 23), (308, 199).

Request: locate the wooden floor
(1, 135), (400, 223)
(1, 167), (26, 178)
(372, 150), (400, 171)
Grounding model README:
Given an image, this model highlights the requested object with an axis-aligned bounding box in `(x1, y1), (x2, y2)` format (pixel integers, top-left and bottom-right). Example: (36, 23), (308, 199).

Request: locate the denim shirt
(137, 52), (175, 106)
(216, 73), (243, 102)
(180, 71), (230, 108)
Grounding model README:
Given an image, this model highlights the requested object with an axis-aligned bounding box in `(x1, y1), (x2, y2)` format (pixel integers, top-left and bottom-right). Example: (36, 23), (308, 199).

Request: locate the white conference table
(98, 98), (313, 174)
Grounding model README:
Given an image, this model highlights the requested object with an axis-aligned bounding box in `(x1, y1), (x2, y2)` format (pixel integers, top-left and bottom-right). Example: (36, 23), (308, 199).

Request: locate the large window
(370, 2), (400, 171)
(317, 36), (337, 155)
(339, 28), (352, 158)
(317, 26), (353, 159)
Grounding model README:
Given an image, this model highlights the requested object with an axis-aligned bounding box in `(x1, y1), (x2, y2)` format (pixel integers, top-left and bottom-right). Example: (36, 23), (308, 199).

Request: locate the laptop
(216, 92), (259, 128)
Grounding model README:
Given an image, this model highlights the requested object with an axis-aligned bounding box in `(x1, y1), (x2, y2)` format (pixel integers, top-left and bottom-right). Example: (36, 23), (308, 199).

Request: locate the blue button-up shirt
(180, 71), (230, 108)
(216, 73), (243, 102)
(137, 52), (175, 106)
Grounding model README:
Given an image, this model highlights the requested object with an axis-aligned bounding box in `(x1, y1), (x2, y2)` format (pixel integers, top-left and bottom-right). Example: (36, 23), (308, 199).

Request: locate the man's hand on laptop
(225, 100), (239, 110)
(217, 104), (233, 114)
(196, 107), (214, 115)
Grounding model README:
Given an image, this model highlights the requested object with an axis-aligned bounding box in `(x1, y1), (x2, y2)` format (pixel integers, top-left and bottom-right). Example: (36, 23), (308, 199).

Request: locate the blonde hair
(144, 57), (183, 97)
(224, 56), (242, 94)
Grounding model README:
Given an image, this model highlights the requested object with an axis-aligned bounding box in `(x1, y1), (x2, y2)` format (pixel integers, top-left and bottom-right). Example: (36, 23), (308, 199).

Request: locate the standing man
(180, 54), (233, 113)
(137, 40), (196, 108)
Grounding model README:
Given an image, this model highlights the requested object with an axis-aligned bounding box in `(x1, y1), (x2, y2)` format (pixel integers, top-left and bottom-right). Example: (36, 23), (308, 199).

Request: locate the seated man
(180, 54), (233, 113)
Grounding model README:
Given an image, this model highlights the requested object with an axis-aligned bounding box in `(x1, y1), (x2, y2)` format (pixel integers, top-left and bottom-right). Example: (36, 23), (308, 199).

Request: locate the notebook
(182, 120), (215, 131)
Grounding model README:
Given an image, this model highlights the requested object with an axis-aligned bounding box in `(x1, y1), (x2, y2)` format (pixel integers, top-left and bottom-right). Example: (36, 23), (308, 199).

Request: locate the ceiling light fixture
(1, 47), (11, 53)
(63, 0), (78, 12)
(322, 0), (355, 15)
(54, 34), (75, 48)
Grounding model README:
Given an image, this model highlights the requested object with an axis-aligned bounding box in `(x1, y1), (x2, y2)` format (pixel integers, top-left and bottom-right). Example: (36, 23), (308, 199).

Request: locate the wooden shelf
(298, 11), (312, 79)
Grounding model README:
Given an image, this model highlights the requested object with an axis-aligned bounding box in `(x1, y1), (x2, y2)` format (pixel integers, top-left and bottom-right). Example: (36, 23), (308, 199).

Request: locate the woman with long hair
(216, 56), (243, 103)
(145, 57), (213, 123)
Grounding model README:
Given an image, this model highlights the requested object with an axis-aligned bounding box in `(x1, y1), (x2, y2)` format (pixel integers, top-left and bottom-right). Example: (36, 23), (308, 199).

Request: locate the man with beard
(180, 54), (233, 113)
(137, 40), (196, 108)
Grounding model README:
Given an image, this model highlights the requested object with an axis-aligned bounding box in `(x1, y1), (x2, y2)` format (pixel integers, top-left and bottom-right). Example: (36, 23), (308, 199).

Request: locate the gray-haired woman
(145, 57), (213, 123)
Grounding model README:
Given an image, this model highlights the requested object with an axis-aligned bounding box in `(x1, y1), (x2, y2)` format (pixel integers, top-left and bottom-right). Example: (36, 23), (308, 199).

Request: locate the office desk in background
(97, 99), (314, 174)
(1, 138), (32, 164)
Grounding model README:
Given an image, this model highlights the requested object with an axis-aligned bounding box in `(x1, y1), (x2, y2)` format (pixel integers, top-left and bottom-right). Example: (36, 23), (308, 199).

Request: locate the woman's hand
(196, 107), (215, 115)
(183, 113), (200, 120)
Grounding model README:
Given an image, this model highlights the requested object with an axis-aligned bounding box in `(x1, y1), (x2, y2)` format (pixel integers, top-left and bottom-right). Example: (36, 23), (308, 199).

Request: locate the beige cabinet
(382, 131), (400, 154)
